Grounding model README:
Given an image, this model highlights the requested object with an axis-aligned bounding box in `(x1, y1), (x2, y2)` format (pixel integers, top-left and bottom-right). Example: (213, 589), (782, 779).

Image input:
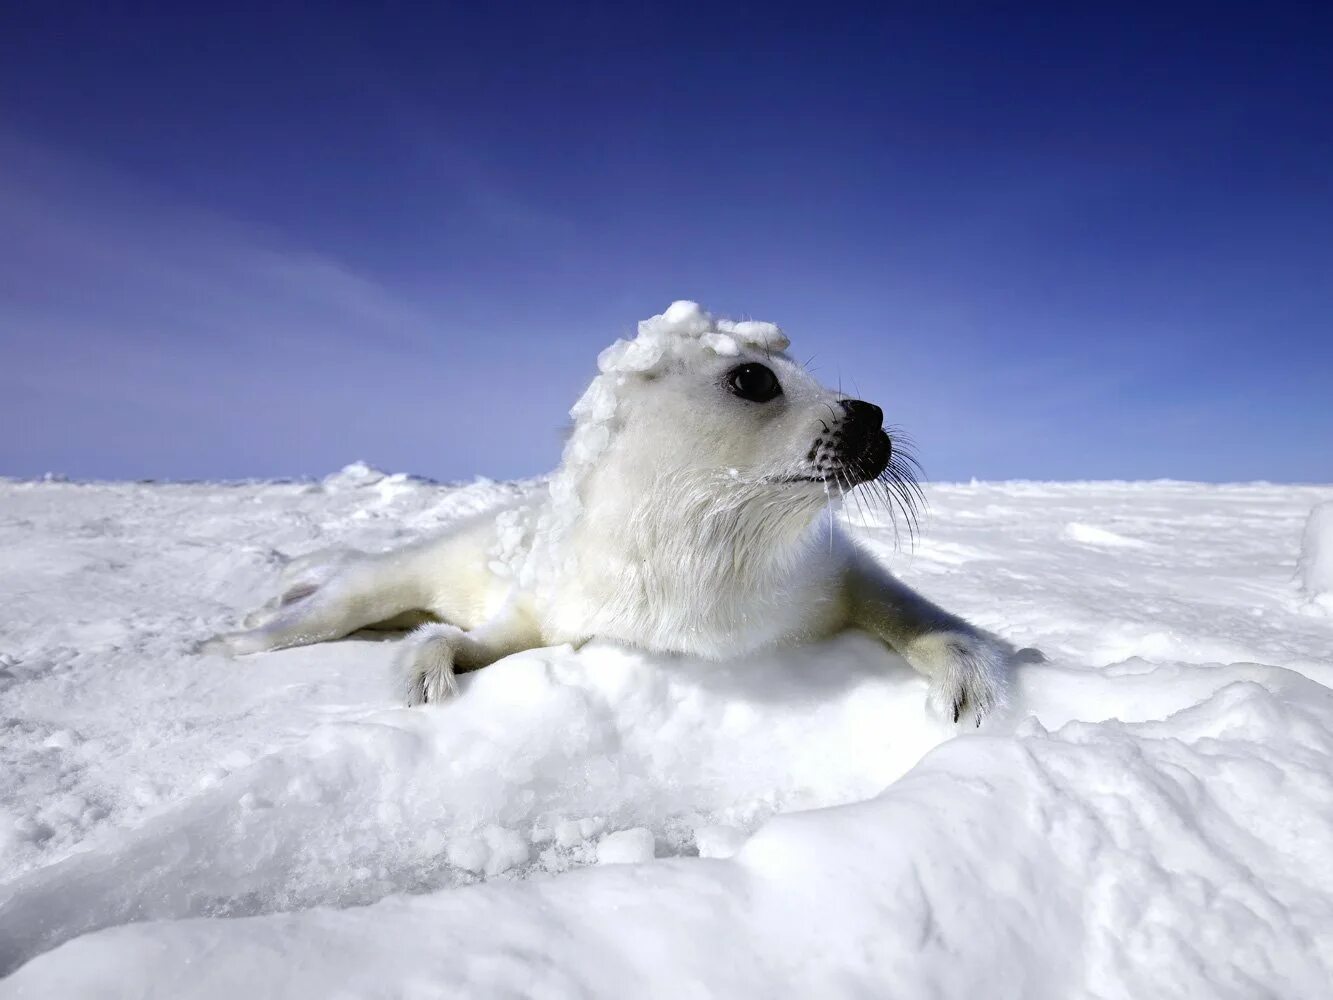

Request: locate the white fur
(209, 302), (1013, 724)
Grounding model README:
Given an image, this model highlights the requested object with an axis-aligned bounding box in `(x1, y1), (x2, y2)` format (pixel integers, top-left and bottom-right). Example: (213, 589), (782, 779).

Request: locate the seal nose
(840, 399), (883, 430)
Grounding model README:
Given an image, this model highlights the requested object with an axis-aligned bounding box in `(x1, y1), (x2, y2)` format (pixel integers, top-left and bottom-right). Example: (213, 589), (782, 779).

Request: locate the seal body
(211, 302), (1010, 723)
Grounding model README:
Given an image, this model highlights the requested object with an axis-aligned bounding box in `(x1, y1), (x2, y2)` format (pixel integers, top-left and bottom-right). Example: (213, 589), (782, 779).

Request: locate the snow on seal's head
(554, 300), (793, 502)
(510, 301), (916, 657)
(556, 301), (893, 502)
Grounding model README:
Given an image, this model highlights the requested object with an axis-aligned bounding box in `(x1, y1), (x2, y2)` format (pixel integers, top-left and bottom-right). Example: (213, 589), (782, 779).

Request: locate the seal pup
(210, 302), (1010, 724)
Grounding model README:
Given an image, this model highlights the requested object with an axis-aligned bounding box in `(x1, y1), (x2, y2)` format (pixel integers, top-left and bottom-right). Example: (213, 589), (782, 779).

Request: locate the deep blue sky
(2, 3), (1330, 483)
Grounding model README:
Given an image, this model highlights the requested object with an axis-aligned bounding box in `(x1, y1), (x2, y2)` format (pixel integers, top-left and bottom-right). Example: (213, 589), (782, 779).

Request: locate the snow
(596, 827), (656, 864)
(1063, 520), (1150, 548)
(1299, 501), (1333, 611)
(2, 473), (1332, 997)
(693, 823), (747, 859)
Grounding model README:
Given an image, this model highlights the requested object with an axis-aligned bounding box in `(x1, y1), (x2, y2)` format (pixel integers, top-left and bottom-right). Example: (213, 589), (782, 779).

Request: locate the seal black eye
(725, 363), (783, 403)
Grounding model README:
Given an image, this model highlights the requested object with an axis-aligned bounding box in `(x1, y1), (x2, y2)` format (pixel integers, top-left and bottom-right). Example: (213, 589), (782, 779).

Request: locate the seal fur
(210, 301), (1011, 723)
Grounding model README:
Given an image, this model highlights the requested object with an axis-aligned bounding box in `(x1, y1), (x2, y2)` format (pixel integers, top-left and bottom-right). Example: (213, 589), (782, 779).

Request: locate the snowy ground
(2, 467), (1332, 997)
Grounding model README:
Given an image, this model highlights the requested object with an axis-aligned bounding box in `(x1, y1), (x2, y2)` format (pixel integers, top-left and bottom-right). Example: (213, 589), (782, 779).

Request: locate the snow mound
(1299, 501), (1333, 610)
(0, 633), (957, 975)
(2, 476), (1332, 996)
(321, 460), (387, 491)
(1063, 521), (1149, 548)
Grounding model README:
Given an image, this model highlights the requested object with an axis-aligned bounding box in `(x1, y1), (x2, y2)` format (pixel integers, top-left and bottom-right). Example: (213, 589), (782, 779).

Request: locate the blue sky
(2, 4), (1330, 483)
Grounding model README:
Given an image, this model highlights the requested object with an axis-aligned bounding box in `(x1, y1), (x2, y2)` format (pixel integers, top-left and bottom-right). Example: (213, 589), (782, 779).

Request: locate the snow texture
(1299, 501), (1333, 612)
(2, 472), (1333, 998)
(596, 827), (655, 864)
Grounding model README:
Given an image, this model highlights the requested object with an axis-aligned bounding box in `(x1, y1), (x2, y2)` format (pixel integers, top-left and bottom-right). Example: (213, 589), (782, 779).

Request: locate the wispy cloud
(0, 135), (576, 481)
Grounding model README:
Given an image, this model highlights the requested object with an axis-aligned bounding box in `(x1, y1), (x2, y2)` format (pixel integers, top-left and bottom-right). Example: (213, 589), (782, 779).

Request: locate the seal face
(549, 306), (914, 534)
(794, 399), (891, 487)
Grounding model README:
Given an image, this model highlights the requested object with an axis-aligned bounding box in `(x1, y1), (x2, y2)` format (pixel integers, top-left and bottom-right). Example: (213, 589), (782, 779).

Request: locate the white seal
(210, 301), (1012, 723)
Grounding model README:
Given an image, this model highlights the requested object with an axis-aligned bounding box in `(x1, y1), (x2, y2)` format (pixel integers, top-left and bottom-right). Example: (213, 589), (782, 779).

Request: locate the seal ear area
(723, 362), (783, 403)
